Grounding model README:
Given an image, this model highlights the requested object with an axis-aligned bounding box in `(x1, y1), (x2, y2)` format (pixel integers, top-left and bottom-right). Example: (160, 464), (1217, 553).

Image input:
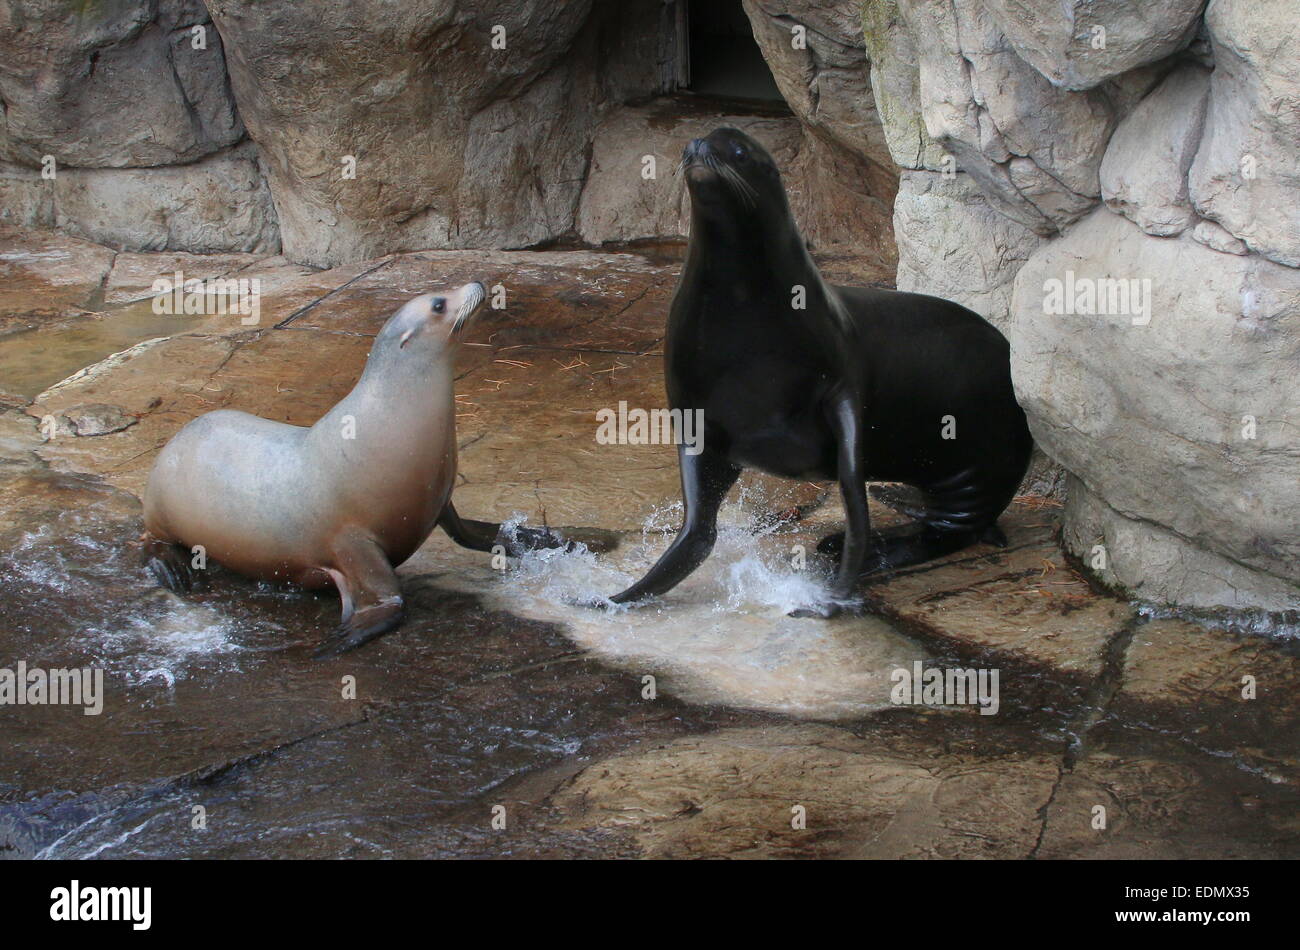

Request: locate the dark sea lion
(141, 282), (573, 655)
(607, 128), (1033, 617)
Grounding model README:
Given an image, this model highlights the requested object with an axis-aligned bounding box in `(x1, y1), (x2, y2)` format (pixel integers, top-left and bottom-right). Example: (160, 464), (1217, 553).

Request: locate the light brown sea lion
(140, 281), (573, 656)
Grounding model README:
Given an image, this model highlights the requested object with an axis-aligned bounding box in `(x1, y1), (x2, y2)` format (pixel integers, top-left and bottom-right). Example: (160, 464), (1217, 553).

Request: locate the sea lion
(141, 282), (568, 656)
(606, 128), (1033, 617)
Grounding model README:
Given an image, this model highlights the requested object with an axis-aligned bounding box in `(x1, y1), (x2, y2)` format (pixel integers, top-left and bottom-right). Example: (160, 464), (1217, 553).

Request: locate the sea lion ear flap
(399, 326), (419, 349)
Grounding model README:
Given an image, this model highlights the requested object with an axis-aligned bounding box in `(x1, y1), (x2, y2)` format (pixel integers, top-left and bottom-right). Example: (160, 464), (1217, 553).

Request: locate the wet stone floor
(0, 223), (1297, 859)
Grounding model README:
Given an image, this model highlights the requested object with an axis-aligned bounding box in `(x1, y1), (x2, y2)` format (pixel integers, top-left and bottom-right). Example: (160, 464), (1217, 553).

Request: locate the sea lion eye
(732, 145), (747, 161)
(432, 298), (446, 314)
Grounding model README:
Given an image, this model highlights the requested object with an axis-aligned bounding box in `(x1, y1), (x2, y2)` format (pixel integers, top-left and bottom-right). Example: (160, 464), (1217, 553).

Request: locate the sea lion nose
(684, 138), (707, 161)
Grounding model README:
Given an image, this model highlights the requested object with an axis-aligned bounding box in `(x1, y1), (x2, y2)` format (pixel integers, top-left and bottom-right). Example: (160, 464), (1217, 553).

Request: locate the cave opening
(671, 0), (785, 105)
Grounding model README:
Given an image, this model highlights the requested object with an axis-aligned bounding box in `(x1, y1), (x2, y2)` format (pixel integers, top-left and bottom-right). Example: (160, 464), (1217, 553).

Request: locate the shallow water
(0, 295), (249, 400)
(0, 466), (922, 857)
(4, 231), (1297, 858)
(447, 490), (931, 719)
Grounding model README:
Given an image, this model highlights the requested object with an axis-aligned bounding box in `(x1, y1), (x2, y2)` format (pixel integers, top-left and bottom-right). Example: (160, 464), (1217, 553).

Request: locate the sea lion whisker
(718, 163), (757, 209)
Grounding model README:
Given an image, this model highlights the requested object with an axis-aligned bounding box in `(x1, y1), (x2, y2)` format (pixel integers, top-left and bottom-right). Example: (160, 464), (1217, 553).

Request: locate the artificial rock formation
(876, 0), (1299, 614)
(2, 0), (1296, 616)
(0, 0), (275, 252)
(0, 0), (242, 168)
(1188, 0), (1300, 268)
(0, 0), (895, 265)
(1010, 209), (1300, 610)
(739, 0), (897, 260)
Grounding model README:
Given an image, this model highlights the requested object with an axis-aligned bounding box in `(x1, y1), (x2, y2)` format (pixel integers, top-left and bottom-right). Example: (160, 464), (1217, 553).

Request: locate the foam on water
(0, 512), (249, 688)
(446, 490), (930, 719)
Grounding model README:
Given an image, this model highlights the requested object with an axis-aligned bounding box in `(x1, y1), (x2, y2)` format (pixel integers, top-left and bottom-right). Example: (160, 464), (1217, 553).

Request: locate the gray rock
(1189, 0), (1300, 268)
(577, 107), (803, 245)
(784, 128), (897, 263)
(860, 0), (947, 170)
(63, 404), (138, 437)
(894, 0), (1112, 235)
(742, 0), (893, 167)
(1009, 208), (1300, 611)
(203, 0), (616, 267)
(0, 0), (243, 168)
(1064, 476), (1300, 612)
(575, 104), (895, 263)
(979, 0), (1206, 90)
(0, 143), (279, 253)
(893, 170), (1043, 329)
(1191, 219), (1248, 256)
(1100, 64), (1211, 237)
(738, 1), (898, 261)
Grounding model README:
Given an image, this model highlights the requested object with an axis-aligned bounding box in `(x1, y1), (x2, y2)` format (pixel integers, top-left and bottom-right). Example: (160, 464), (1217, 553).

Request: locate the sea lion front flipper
(313, 536), (403, 658)
(608, 446), (741, 606)
(791, 392), (870, 619)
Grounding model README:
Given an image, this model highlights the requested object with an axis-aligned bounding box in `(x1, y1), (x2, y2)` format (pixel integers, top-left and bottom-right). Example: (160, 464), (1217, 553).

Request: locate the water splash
(451, 487), (929, 719)
(0, 506), (252, 688)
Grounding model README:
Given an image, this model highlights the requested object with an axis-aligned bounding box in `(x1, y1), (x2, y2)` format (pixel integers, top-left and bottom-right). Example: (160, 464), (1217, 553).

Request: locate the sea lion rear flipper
(313, 537), (403, 659)
(142, 534), (194, 594)
(437, 501), (501, 552)
(979, 523), (1009, 548)
(438, 500), (614, 555)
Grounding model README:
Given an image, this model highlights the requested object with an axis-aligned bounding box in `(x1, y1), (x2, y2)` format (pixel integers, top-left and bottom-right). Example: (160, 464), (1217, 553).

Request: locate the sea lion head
(681, 128), (788, 224)
(377, 281), (488, 358)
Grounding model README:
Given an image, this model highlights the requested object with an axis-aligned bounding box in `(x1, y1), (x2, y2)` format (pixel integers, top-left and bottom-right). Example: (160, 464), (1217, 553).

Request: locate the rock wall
(740, 0), (897, 260)
(0, 0), (895, 266)
(577, 0), (897, 266)
(865, 0), (1299, 615)
(0, 0), (277, 252)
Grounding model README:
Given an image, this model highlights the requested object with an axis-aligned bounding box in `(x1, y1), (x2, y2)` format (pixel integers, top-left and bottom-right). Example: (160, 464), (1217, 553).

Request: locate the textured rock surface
(0, 143), (279, 252)
(0, 0), (902, 266)
(576, 105), (802, 246)
(545, 723), (1059, 858)
(203, 0), (605, 267)
(893, 170), (1043, 329)
(1009, 209), (1300, 610)
(1100, 64), (1211, 237)
(1191, 218), (1248, 256)
(979, 0), (1206, 90)
(741, 0), (892, 166)
(0, 225), (116, 317)
(0, 0), (243, 167)
(1189, 0), (1300, 267)
(576, 101), (896, 270)
(860, 0), (946, 170)
(894, 0), (1113, 235)
(739, 1), (899, 261)
(1113, 618), (1300, 786)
